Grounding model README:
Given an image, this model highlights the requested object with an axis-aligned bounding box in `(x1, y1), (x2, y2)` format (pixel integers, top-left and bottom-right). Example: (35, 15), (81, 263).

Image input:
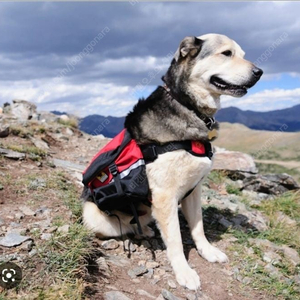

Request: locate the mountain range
(72, 104), (300, 138)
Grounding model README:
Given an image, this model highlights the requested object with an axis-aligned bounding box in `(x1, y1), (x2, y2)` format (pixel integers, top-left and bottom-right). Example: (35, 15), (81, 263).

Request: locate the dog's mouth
(210, 75), (253, 96)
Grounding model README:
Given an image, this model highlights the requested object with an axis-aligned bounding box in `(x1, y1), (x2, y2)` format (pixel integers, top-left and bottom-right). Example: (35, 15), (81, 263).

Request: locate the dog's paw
(143, 226), (155, 238)
(135, 226), (155, 239)
(198, 244), (228, 263)
(175, 266), (201, 290)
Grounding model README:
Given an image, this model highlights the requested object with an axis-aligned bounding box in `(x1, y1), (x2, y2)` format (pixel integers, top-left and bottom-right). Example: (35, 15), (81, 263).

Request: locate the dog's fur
(83, 33), (263, 290)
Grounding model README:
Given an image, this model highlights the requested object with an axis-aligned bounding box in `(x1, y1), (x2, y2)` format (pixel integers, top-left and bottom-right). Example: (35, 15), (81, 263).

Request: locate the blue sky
(0, 2), (299, 116)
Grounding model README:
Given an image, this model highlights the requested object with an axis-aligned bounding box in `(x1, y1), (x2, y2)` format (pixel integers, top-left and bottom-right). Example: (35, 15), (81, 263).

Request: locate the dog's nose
(252, 67), (263, 78)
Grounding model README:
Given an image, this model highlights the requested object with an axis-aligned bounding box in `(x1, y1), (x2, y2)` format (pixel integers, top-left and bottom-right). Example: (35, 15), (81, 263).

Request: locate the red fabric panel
(115, 140), (143, 172)
(90, 138), (143, 189)
(83, 129), (126, 174)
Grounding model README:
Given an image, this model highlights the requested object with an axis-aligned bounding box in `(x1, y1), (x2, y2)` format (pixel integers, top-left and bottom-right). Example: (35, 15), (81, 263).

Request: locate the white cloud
(221, 88), (300, 111)
(0, 77), (153, 117)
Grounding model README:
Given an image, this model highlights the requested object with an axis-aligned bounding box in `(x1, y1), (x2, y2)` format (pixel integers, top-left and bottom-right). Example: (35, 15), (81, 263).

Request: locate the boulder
(213, 148), (257, 173)
(243, 173), (299, 195)
(11, 100), (37, 122)
(0, 126), (9, 138)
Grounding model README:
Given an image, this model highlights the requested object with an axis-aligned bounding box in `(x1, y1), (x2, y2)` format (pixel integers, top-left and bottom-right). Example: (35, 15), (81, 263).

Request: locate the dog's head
(164, 33), (263, 101)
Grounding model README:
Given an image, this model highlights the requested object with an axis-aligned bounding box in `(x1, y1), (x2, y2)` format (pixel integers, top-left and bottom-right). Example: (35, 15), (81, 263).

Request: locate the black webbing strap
(109, 163), (123, 196)
(130, 202), (143, 235)
(141, 140), (191, 162)
(141, 140), (213, 162)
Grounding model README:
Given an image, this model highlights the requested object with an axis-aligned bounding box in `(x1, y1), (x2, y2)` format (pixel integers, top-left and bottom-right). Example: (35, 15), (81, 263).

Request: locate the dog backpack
(82, 128), (213, 233)
(82, 128), (149, 210)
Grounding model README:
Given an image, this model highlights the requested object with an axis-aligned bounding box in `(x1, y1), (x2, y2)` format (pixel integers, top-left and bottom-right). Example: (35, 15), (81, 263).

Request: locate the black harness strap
(141, 140), (213, 163)
(141, 140), (191, 162)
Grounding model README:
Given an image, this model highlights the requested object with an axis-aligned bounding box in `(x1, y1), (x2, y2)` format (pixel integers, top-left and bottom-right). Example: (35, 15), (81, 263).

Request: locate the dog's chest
(146, 150), (213, 194)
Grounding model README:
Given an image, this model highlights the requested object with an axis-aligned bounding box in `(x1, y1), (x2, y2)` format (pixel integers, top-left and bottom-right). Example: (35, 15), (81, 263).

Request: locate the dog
(83, 33), (263, 290)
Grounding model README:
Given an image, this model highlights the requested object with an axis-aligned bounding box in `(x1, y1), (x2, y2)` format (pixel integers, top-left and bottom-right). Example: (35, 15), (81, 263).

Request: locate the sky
(0, 1), (300, 117)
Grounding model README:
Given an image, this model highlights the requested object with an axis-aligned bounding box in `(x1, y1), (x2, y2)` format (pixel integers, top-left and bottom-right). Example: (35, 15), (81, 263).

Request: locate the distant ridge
(79, 115), (125, 138)
(76, 104), (300, 138)
(216, 104), (300, 132)
(51, 110), (68, 116)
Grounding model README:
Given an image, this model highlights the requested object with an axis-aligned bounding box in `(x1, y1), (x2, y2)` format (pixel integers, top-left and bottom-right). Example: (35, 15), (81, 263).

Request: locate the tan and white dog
(83, 33), (263, 290)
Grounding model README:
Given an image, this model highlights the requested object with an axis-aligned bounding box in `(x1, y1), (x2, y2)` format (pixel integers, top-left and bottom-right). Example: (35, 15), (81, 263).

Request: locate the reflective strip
(119, 159), (145, 179)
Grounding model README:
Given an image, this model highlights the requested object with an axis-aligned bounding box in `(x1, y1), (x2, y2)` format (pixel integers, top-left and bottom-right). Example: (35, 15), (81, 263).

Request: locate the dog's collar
(162, 84), (216, 131)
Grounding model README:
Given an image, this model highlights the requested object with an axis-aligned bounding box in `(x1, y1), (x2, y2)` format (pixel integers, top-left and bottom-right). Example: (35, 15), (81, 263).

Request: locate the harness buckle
(109, 163), (118, 176)
(150, 145), (158, 160)
(206, 117), (215, 130)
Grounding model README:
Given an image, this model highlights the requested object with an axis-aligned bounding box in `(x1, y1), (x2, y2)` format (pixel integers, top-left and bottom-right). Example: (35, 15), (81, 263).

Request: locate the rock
(138, 260), (146, 266)
(57, 224), (70, 233)
(146, 261), (160, 269)
(144, 268), (154, 279)
(0, 126), (9, 138)
(262, 251), (281, 265)
(19, 240), (33, 251)
(186, 292), (211, 300)
(231, 214), (248, 227)
(29, 249), (38, 257)
(213, 150), (257, 173)
(101, 239), (119, 250)
(161, 289), (180, 300)
(19, 206), (35, 216)
(29, 137), (49, 151)
(243, 173), (299, 195)
(124, 239), (136, 252)
(218, 217), (232, 229)
(104, 291), (131, 300)
(0, 147), (25, 160)
(281, 245), (300, 266)
(264, 263), (281, 278)
(15, 212), (25, 220)
(137, 289), (156, 299)
(11, 100), (37, 122)
(106, 255), (130, 267)
(96, 257), (111, 277)
(51, 158), (85, 172)
(7, 227), (27, 235)
(127, 266), (148, 278)
(45, 226), (58, 233)
(41, 233), (52, 240)
(155, 269), (166, 276)
(167, 279), (177, 289)
(59, 114), (69, 122)
(35, 207), (51, 218)
(0, 232), (31, 247)
(249, 239), (280, 251)
(3, 103), (11, 114)
(65, 127), (74, 136)
(28, 178), (47, 190)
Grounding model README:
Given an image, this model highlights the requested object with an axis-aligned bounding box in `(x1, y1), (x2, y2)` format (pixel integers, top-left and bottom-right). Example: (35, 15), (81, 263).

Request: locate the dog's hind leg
(83, 201), (135, 238)
(181, 183), (228, 263)
(151, 190), (201, 290)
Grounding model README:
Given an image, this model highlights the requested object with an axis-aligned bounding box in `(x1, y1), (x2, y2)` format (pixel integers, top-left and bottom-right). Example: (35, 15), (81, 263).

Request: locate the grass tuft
(57, 117), (78, 129)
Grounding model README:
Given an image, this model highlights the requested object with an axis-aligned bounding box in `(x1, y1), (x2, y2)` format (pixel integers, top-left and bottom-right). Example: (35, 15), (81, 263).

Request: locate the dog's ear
(174, 36), (203, 61)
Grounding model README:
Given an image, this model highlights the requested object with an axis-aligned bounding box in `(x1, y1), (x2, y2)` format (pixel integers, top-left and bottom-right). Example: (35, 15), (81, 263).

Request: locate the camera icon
(0, 262), (22, 289)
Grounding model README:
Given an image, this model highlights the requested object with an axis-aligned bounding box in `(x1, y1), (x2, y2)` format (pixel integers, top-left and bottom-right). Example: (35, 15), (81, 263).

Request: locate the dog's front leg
(151, 191), (200, 290)
(181, 184), (228, 263)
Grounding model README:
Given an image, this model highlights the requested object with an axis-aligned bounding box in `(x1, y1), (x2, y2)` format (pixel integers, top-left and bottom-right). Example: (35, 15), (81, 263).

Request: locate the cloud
(0, 2), (300, 115)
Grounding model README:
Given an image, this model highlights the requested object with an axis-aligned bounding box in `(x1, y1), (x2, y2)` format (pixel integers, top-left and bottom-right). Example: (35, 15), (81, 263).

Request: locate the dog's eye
(221, 50), (232, 57)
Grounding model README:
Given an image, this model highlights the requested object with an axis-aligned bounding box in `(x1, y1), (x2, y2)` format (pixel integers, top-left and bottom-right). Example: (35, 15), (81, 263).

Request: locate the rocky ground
(0, 100), (300, 300)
